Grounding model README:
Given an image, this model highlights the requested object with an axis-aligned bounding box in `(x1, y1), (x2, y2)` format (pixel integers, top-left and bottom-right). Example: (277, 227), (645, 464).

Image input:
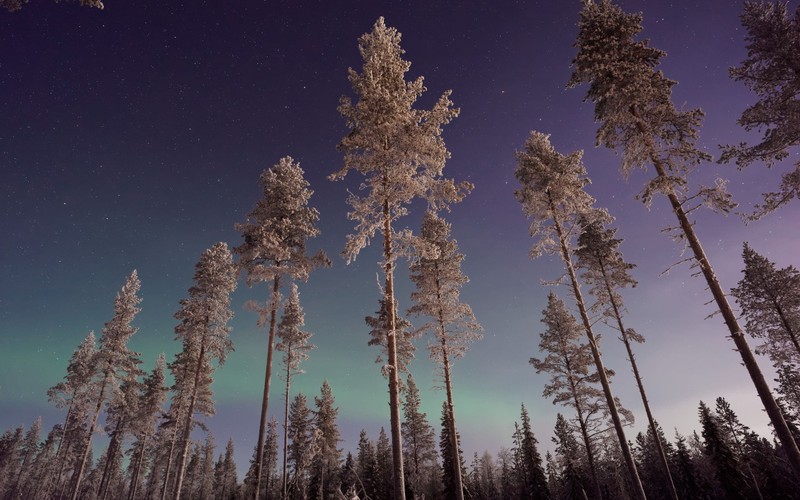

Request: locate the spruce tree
(569, 0), (800, 474)
(723, 1), (800, 217)
(515, 131), (644, 498)
(401, 374), (438, 500)
(332, 18), (471, 499)
(698, 401), (748, 499)
(552, 413), (587, 500)
(287, 393), (316, 499)
(235, 156), (329, 499)
(310, 381), (342, 500)
(517, 405), (549, 499)
(439, 402), (466, 500)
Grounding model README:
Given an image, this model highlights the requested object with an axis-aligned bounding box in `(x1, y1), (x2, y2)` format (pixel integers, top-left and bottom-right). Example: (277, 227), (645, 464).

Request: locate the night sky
(2, 0), (798, 478)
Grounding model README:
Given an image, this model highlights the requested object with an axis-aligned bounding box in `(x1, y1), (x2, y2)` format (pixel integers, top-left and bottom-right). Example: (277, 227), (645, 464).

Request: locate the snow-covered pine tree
(171, 243), (238, 500)
(309, 380), (342, 500)
(235, 156), (329, 500)
(530, 292), (619, 497)
(45, 331), (96, 498)
(97, 363), (143, 500)
(126, 354), (167, 500)
(356, 430), (378, 500)
(69, 270), (142, 500)
(732, 242), (800, 366)
(401, 374), (439, 500)
(722, 1), (800, 218)
(514, 131), (644, 498)
(275, 283), (315, 499)
(407, 210), (481, 500)
(0, 0), (104, 13)
(7, 416), (42, 498)
(332, 17), (472, 499)
(569, 0), (800, 474)
(575, 216), (678, 499)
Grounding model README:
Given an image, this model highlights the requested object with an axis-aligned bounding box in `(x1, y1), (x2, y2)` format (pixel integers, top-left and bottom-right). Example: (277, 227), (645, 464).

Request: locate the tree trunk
(98, 414), (125, 500)
(127, 435), (148, 500)
(599, 259), (679, 500)
(627, 110), (800, 476)
(566, 365), (602, 498)
(255, 275), (281, 500)
(160, 426), (179, 500)
(550, 196), (647, 500)
(282, 350), (292, 500)
(383, 198), (406, 500)
(173, 342), (206, 500)
(645, 146), (800, 477)
(435, 266), (464, 500)
(441, 341), (464, 500)
(40, 402), (74, 499)
(69, 373), (110, 500)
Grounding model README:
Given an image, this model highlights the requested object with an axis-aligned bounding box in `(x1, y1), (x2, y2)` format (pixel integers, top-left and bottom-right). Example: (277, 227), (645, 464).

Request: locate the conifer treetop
(174, 242), (238, 365)
(236, 156), (329, 285)
(333, 17), (472, 263)
(514, 131), (599, 258)
(569, 0), (710, 205)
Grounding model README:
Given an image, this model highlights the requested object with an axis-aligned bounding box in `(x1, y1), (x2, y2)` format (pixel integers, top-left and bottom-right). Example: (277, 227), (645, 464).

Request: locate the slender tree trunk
(40, 403), (74, 499)
(383, 198), (406, 500)
(629, 111), (800, 476)
(549, 196), (647, 500)
(128, 435), (148, 500)
(70, 373), (110, 500)
(565, 367), (602, 498)
(434, 268), (464, 500)
(98, 415), (125, 500)
(598, 259), (679, 500)
(282, 351), (292, 500)
(255, 275), (281, 500)
(160, 426), (179, 500)
(173, 343), (206, 500)
(647, 151), (800, 478)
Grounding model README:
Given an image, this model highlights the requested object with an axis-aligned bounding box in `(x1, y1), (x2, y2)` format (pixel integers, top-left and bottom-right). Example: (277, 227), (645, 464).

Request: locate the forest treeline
(2, 0), (800, 499)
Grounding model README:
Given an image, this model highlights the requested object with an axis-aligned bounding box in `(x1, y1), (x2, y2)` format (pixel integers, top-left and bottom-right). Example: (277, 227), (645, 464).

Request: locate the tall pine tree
(569, 0), (800, 474)
(408, 210), (482, 500)
(171, 243), (238, 500)
(332, 18), (471, 499)
(69, 271), (142, 500)
(235, 156), (329, 499)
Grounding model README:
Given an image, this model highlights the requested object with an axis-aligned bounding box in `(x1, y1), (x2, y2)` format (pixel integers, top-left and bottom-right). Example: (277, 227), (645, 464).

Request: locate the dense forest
(2, 0), (800, 499)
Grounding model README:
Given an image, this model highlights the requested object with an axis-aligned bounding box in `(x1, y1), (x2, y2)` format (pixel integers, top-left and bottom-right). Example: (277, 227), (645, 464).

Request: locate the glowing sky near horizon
(2, 0), (799, 478)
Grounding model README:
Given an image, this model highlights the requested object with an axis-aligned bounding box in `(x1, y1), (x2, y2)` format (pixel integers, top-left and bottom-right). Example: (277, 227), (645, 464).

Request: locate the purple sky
(1, 0), (798, 477)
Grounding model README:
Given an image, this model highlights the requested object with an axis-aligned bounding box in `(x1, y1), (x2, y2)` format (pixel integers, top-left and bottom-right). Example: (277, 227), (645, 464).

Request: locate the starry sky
(2, 0), (798, 478)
